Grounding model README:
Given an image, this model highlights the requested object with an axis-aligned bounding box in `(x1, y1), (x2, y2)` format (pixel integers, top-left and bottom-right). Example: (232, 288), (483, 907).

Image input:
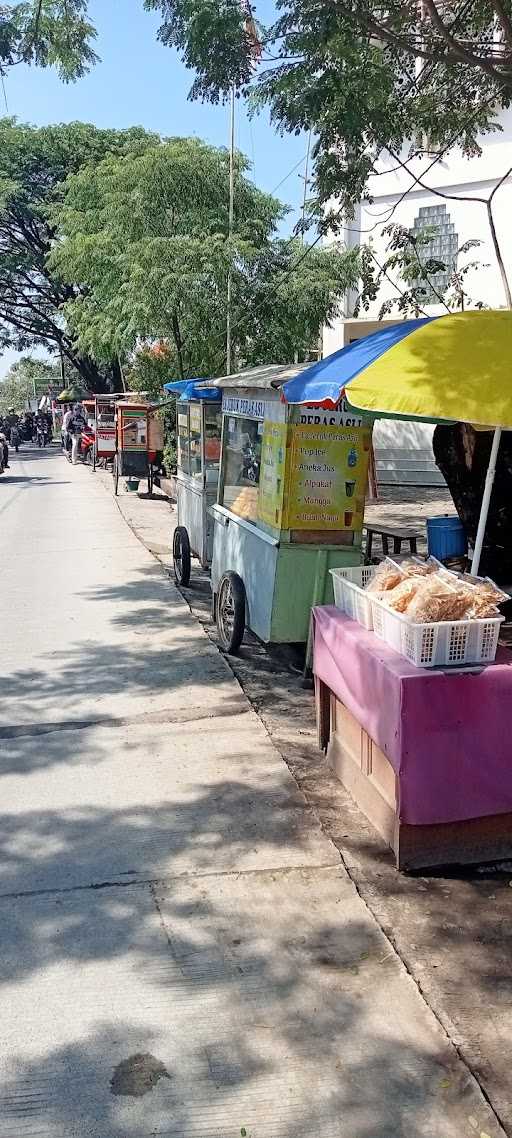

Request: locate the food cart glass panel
(189, 403), (202, 478)
(220, 413), (263, 521)
(204, 406), (222, 485)
(177, 408), (190, 474)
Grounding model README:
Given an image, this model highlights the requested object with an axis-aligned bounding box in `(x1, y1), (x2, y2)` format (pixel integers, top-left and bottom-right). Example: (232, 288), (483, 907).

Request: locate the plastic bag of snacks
(382, 577), (425, 613)
(459, 576), (509, 619)
(406, 575), (474, 623)
(399, 557), (438, 578)
(364, 558), (405, 594)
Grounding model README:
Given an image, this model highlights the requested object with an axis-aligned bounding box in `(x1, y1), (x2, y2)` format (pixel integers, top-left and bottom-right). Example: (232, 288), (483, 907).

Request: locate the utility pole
(226, 85), (235, 376)
(294, 131), (312, 366)
(300, 131), (311, 244)
(59, 345), (66, 389)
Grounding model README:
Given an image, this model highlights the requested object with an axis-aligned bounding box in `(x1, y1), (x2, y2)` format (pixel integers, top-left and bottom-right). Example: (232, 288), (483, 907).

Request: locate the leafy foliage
(354, 224), (488, 319)
(0, 353), (61, 412)
(51, 136), (359, 378)
(0, 118), (157, 390)
(0, 0), (98, 80)
(145, 1), (512, 216)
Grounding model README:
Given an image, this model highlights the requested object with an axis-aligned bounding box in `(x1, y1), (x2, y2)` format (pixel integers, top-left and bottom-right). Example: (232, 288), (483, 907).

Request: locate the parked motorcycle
(79, 425), (95, 464)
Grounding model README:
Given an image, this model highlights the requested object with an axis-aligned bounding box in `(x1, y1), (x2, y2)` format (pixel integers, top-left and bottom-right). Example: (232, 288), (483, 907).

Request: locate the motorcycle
(79, 425), (95, 464)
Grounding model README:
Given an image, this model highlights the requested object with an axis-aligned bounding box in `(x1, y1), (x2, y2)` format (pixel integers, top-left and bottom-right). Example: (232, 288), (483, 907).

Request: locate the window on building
(411, 204), (458, 302)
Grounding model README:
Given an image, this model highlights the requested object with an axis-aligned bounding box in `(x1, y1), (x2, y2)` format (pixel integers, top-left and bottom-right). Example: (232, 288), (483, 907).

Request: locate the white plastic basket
(330, 565), (376, 630)
(371, 594), (503, 668)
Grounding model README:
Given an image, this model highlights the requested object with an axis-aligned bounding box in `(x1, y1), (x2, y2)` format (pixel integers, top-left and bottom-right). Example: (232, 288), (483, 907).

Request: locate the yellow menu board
(257, 421), (288, 529)
(286, 423), (371, 531)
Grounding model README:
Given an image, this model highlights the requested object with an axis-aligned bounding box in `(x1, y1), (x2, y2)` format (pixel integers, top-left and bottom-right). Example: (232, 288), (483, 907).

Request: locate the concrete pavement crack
(0, 862), (342, 904)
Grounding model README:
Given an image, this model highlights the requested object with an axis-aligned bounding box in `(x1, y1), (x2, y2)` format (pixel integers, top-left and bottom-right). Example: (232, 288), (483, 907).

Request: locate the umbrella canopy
(282, 310), (512, 577)
(57, 384), (88, 403)
(163, 379), (220, 403)
(282, 311), (512, 429)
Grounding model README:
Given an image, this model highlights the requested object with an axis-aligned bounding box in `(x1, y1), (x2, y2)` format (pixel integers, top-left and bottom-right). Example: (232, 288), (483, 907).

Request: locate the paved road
(0, 445), (504, 1137)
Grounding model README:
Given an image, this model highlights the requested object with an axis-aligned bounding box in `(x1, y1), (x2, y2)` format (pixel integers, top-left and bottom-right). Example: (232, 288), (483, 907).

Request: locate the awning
(163, 379), (220, 402)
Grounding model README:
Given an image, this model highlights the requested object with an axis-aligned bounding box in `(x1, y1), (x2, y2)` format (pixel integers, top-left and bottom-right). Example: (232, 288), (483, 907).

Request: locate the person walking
(62, 406), (73, 453)
(68, 403), (87, 465)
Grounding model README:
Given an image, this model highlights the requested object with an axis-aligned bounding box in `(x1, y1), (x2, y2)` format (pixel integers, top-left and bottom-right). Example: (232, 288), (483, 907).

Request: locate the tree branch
(486, 197), (512, 306)
(421, 0), (507, 81)
(492, 0), (512, 51)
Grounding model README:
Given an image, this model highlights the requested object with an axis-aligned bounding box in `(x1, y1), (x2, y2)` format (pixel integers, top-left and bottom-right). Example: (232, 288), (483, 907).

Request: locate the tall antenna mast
(226, 86), (235, 376)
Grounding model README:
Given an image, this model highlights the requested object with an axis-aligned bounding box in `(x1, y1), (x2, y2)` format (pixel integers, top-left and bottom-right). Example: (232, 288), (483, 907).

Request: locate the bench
(364, 523), (422, 561)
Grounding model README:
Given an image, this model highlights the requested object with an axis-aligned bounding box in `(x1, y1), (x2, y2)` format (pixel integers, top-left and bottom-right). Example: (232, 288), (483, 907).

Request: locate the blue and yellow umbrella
(282, 311), (512, 574)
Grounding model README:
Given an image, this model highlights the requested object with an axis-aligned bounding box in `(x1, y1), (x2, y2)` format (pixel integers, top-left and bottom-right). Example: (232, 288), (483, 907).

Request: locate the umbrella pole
(471, 426), (502, 577)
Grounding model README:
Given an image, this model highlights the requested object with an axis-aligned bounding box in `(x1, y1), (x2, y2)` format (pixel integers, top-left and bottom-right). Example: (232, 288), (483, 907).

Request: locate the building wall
(324, 114), (512, 483)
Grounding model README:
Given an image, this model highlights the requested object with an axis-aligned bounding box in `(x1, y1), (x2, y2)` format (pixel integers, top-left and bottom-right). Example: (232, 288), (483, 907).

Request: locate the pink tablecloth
(313, 606), (512, 826)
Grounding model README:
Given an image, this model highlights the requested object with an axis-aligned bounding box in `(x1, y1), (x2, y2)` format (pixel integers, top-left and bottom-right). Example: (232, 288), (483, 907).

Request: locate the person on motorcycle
(4, 408), (18, 441)
(5, 408), (20, 451)
(68, 402), (87, 465)
(35, 411), (48, 446)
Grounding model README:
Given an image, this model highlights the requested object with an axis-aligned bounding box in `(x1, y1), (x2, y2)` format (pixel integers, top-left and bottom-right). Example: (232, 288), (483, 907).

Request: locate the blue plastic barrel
(427, 515), (467, 560)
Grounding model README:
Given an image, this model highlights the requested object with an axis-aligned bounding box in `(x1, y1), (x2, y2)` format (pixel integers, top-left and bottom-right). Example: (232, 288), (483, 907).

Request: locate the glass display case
(163, 381), (222, 584)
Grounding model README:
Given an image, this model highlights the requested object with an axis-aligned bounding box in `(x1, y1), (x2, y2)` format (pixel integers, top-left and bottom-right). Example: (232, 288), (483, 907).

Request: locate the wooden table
(314, 606), (512, 871)
(364, 523), (422, 560)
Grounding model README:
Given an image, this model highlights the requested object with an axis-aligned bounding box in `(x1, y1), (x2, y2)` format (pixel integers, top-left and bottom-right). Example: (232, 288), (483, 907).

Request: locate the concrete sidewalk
(0, 447), (503, 1137)
(101, 470), (512, 1138)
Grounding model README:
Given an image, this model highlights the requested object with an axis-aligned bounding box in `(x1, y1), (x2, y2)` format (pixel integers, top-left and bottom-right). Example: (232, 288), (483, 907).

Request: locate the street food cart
(209, 364), (372, 653)
(283, 311), (512, 869)
(113, 398), (164, 495)
(93, 394), (120, 470)
(163, 380), (222, 586)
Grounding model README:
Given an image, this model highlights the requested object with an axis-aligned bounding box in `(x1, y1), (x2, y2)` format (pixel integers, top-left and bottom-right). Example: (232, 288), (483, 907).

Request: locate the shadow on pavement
(0, 866), (480, 1138)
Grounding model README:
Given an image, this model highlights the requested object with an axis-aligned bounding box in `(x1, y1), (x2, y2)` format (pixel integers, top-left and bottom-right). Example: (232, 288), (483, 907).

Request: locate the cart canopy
(163, 379), (220, 402)
(209, 362), (310, 391)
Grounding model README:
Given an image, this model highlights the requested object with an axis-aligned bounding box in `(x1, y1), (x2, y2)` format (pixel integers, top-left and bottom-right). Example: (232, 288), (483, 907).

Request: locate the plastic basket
(370, 595), (503, 668)
(330, 566), (376, 630)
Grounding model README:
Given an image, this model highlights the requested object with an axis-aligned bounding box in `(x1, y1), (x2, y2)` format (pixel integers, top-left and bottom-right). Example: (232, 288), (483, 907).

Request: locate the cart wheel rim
(218, 579), (235, 643)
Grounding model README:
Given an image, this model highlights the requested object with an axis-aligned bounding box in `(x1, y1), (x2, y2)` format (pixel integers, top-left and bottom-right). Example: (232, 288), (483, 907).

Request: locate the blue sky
(1, 0), (307, 377)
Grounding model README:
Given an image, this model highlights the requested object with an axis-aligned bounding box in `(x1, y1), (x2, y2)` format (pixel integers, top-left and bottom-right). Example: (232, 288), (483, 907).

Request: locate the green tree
(0, 353), (61, 412)
(0, 1), (97, 80)
(144, 1), (512, 215)
(51, 136), (358, 378)
(0, 118), (158, 392)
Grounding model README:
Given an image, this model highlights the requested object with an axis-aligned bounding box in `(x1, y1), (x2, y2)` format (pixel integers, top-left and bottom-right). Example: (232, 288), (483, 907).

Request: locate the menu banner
(287, 423), (371, 531)
(257, 421), (288, 529)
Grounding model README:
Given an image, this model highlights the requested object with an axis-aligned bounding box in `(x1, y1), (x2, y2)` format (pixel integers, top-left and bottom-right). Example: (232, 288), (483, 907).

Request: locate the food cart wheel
(113, 454), (119, 497)
(216, 572), (245, 654)
(173, 526), (191, 587)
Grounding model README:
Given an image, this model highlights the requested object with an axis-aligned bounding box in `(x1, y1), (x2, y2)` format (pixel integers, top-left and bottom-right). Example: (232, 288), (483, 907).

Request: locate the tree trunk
(433, 423), (512, 581)
(60, 344), (116, 394)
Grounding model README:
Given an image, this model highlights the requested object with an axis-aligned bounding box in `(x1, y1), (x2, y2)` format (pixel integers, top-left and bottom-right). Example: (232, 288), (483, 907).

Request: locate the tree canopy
(0, 118), (157, 390)
(51, 135), (359, 378)
(145, 1), (512, 215)
(0, 353), (62, 412)
(0, 0), (97, 80)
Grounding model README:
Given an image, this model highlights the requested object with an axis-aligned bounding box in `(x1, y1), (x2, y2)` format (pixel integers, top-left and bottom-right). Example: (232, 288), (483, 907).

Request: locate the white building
(324, 111), (512, 485)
